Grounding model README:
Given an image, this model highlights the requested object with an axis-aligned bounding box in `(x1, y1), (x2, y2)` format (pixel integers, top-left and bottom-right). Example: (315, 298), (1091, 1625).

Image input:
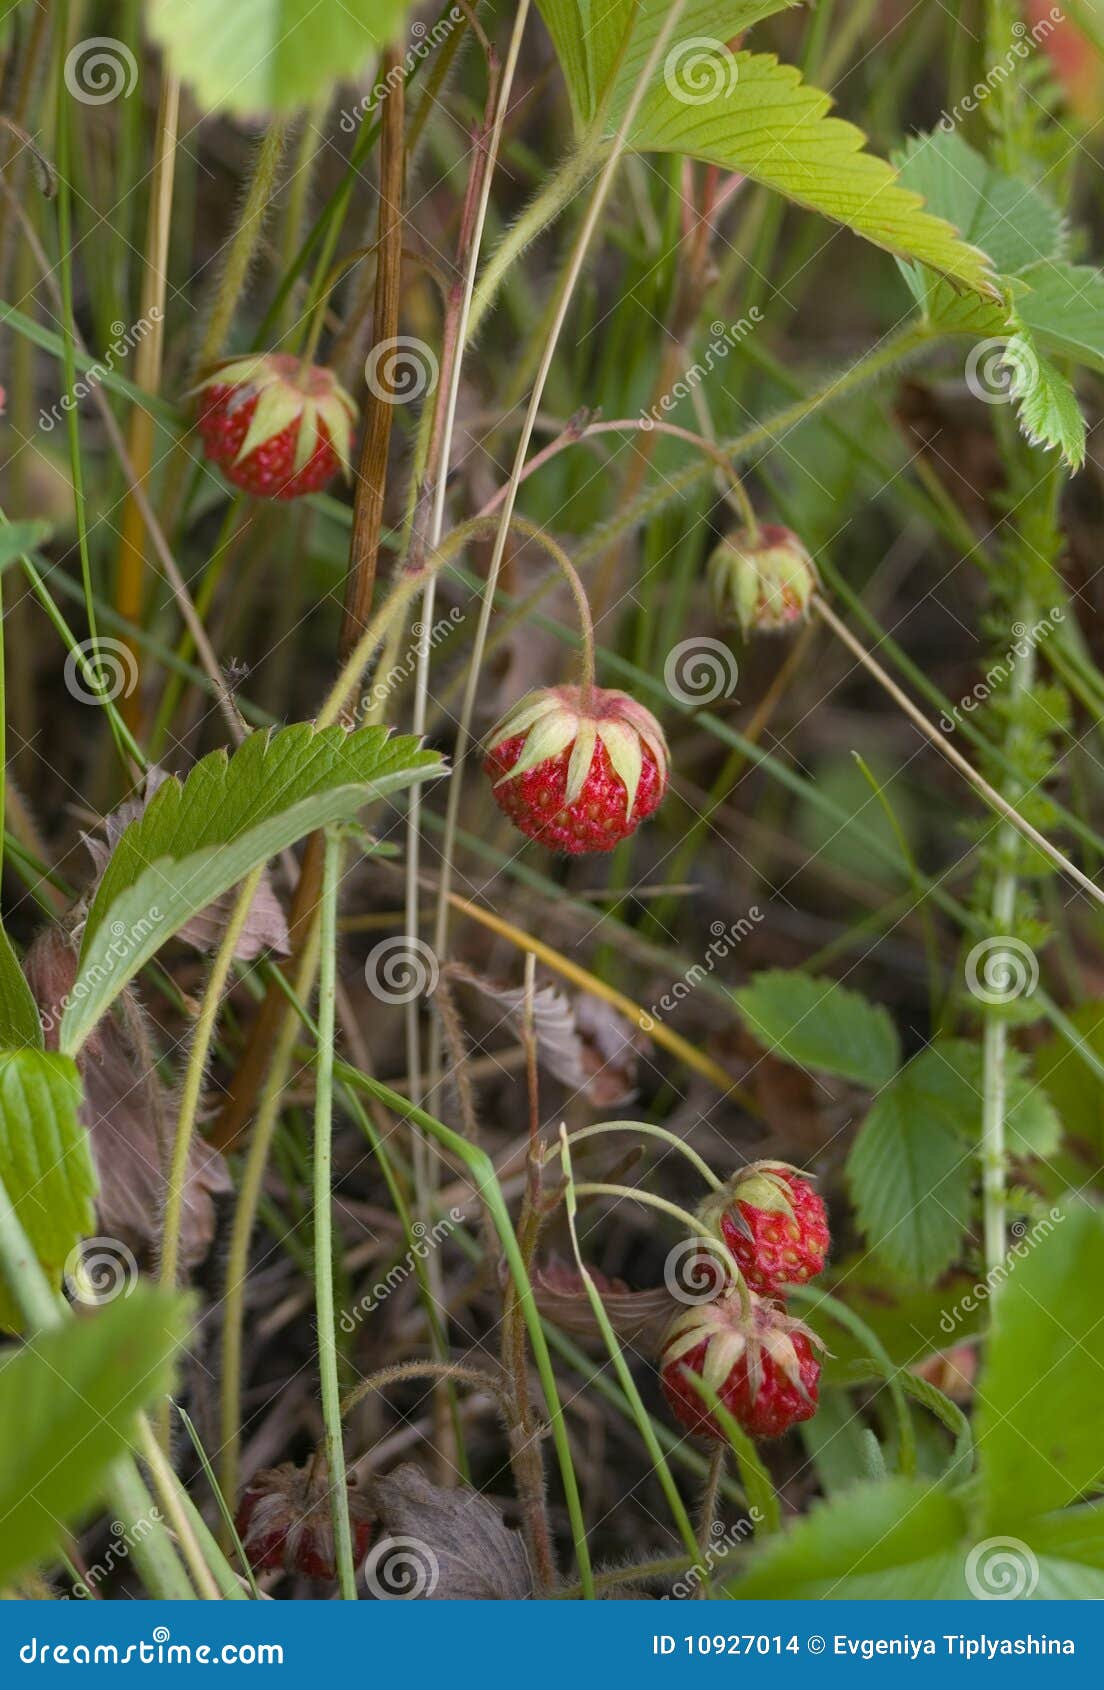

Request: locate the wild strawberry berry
(484, 684), (668, 854)
(236, 1460), (375, 1581)
(709, 524), (816, 635)
(699, 1162), (829, 1298)
(194, 353), (357, 501)
(660, 1289), (822, 1441)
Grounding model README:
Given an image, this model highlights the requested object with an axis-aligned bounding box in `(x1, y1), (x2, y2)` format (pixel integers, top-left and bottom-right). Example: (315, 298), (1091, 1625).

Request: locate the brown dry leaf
(82, 767), (289, 961)
(24, 927), (230, 1271)
(366, 1463), (532, 1600)
(451, 965), (645, 1104)
(531, 1257), (676, 1354)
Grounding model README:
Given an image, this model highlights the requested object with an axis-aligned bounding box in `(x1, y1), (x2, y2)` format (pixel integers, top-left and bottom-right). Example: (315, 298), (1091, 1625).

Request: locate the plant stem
(195, 121), (291, 375)
(113, 70), (178, 736)
(135, 1416), (222, 1600)
(158, 867), (265, 1337)
(344, 1072), (595, 1596)
(559, 1129), (702, 1567)
(314, 829), (357, 1599)
(549, 1122), (722, 1191)
(220, 922), (322, 1517)
(429, 0), (693, 991)
(341, 49), (404, 658)
(811, 595), (1104, 909)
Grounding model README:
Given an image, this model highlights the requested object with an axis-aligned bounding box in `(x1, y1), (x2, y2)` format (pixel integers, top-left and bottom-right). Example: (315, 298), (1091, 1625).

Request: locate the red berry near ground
(195, 353), (357, 501)
(660, 1289), (822, 1441)
(235, 1461), (375, 1581)
(484, 684), (669, 854)
(700, 1162), (829, 1297)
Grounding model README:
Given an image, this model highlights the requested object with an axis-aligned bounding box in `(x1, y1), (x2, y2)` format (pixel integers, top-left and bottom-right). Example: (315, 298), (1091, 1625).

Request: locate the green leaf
(60, 724), (443, 1055)
(0, 519), (52, 574)
(628, 52), (997, 297)
(733, 968), (900, 1087)
(847, 1044), (975, 1284)
(1017, 260), (1104, 373)
(147, 0), (416, 116)
(537, 1), (797, 125)
(0, 1050), (96, 1330)
(1024, 1507), (1104, 1599)
(894, 130), (1065, 286)
(0, 925), (43, 1048)
(976, 1202), (1104, 1525)
(1007, 333), (1086, 471)
(1033, 1002), (1104, 1155)
(726, 1478), (969, 1598)
(534, 8), (997, 295)
(0, 1287), (189, 1584)
(924, 1038), (1063, 1161)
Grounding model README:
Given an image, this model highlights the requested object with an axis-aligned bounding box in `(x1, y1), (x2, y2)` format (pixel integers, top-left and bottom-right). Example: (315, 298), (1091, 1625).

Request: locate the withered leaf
(451, 964), (646, 1105)
(531, 1257), (676, 1355)
(367, 1463), (532, 1600)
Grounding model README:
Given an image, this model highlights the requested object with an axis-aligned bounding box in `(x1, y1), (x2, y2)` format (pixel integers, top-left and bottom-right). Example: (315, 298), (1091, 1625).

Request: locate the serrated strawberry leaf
(535, 7), (997, 297)
(60, 724), (443, 1055)
(733, 968), (900, 1088)
(846, 1045), (975, 1286)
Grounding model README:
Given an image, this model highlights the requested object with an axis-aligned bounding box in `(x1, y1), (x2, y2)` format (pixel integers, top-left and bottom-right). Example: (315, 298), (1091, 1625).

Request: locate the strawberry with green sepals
(484, 684), (669, 854)
(709, 523), (817, 634)
(195, 353), (357, 501)
(660, 1287), (822, 1441)
(698, 1161), (829, 1298)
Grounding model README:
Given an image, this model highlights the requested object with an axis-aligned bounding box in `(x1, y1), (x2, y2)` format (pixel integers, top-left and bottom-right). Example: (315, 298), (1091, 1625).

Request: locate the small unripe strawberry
(195, 353), (357, 501)
(708, 524), (816, 634)
(699, 1162), (829, 1298)
(236, 1460), (375, 1581)
(660, 1289), (821, 1441)
(484, 684), (669, 854)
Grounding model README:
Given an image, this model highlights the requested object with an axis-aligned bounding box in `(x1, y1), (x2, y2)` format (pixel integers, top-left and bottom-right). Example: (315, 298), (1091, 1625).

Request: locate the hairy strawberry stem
(560, 1130), (702, 1565)
(314, 829), (358, 1599)
(547, 1122), (722, 1192)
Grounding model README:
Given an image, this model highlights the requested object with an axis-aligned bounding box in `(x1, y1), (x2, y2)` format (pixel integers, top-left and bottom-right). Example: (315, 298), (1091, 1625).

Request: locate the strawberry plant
(0, 0), (1103, 1607)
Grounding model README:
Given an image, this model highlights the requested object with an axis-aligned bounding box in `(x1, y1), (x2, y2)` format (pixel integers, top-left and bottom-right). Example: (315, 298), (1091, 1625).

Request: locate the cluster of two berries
(660, 1164), (830, 1442)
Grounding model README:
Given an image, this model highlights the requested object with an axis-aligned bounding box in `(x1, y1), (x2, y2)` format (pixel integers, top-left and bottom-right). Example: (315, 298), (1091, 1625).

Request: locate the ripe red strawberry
(195, 353), (357, 500)
(699, 1162), (829, 1297)
(484, 685), (668, 854)
(660, 1289), (822, 1441)
(235, 1460), (375, 1581)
